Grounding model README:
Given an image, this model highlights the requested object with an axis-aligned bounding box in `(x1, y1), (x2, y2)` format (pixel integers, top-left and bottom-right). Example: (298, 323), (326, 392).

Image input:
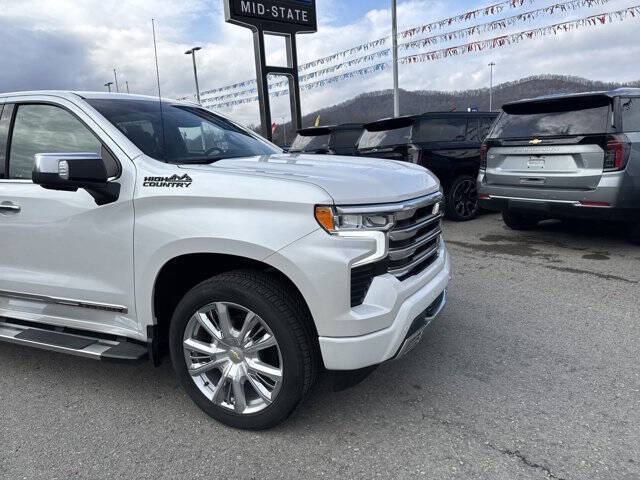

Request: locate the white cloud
(0, 0), (638, 128)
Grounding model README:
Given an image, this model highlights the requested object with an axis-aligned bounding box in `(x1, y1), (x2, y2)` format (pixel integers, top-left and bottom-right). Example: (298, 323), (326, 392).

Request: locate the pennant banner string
(203, 5), (639, 110)
(201, 0), (613, 104)
(199, 0), (538, 97)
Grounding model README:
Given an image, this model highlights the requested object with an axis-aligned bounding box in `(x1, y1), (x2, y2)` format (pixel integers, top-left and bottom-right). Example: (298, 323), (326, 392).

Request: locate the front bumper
(318, 249), (450, 370)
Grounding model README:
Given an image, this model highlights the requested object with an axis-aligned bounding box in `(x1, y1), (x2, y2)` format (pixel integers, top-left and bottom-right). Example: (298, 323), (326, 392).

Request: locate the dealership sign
(223, 0), (317, 142)
(225, 0), (317, 33)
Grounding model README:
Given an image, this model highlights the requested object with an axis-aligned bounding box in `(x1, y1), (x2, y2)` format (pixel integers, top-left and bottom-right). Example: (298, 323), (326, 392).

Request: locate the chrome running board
(0, 318), (147, 363)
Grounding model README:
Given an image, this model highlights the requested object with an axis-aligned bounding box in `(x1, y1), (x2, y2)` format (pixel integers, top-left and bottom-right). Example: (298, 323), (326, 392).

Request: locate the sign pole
(287, 33), (303, 132)
(253, 30), (273, 139)
(224, 0), (317, 142)
(391, 0), (400, 118)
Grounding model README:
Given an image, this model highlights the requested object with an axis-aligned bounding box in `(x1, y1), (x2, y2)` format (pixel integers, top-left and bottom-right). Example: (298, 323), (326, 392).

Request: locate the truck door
(0, 96), (138, 338)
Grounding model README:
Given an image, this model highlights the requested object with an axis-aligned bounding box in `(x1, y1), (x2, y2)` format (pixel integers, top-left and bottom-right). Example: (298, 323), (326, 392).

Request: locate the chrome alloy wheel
(183, 302), (283, 415)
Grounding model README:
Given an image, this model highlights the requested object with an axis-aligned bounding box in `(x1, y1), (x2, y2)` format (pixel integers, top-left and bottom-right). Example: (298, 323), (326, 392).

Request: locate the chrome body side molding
(0, 289), (128, 314)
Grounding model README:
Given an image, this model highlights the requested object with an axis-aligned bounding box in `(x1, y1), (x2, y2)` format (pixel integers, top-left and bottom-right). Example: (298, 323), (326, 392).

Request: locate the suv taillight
(603, 134), (631, 172)
(479, 143), (488, 171)
(407, 144), (422, 164)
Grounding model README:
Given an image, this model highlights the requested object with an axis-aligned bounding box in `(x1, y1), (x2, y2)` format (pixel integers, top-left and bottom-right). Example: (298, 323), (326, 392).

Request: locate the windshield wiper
(174, 157), (226, 164)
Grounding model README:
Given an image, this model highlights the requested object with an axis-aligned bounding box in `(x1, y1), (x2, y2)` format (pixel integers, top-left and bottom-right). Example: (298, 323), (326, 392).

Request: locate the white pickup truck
(0, 92), (450, 429)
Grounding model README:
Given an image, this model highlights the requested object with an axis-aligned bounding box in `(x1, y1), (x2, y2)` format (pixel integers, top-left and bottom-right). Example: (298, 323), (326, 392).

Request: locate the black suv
(357, 112), (498, 221)
(289, 123), (364, 156)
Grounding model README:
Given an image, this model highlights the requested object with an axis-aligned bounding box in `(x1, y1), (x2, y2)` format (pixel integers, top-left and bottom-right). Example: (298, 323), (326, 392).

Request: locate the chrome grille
(387, 195), (443, 280)
(343, 193), (444, 307)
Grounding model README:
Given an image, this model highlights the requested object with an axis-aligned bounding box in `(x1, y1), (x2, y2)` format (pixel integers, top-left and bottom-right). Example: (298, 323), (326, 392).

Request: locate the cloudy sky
(0, 0), (639, 126)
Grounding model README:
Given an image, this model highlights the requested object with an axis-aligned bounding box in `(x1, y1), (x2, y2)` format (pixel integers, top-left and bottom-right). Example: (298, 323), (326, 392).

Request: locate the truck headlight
(315, 206), (393, 267)
(314, 206), (394, 233)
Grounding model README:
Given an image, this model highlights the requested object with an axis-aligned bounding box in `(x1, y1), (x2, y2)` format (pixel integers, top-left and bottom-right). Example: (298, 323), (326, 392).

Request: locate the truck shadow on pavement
(0, 318), (459, 433)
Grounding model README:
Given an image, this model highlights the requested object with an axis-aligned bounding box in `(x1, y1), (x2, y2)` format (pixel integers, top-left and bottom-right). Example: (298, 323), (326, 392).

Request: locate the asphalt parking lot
(1, 213), (639, 480)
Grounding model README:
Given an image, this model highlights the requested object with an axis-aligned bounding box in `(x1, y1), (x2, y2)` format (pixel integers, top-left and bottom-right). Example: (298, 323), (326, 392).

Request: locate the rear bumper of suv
(477, 172), (640, 222)
(479, 195), (640, 221)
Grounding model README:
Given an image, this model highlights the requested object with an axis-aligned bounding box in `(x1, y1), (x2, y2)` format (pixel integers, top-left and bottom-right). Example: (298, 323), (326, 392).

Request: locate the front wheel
(445, 174), (480, 221)
(169, 270), (318, 430)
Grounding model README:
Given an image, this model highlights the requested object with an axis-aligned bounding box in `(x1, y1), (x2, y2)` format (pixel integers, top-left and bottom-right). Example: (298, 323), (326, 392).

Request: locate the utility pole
(104, 81), (113, 92)
(488, 62), (496, 111)
(126, 81), (130, 93)
(391, 0), (400, 117)
(185, 46), (202, 104)
(113, 68), (120, 92)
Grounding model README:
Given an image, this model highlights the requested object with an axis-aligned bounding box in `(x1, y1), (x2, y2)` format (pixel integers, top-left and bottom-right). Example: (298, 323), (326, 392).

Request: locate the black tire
(169, 270), (318, 430)
(445, 174), (480, 221)
(502, 211), (540, 231)
(629, 224), (640, 245)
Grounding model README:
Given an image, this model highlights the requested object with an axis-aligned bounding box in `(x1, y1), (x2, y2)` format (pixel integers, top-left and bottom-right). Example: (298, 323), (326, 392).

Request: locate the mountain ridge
(269, 74), (640, 145)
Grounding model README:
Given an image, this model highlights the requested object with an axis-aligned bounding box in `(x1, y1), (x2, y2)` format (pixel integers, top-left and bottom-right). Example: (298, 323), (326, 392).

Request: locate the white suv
(0, 92), (450, 429)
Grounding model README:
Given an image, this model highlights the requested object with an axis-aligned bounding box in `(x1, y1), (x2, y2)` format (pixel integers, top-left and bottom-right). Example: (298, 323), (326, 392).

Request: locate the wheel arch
(149, 251), (319, 365)
(441, 166), (480, 190)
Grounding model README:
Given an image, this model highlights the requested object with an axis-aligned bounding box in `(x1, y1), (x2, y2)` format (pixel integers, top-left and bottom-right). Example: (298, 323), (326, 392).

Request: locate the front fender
(133, 196), (322, 332)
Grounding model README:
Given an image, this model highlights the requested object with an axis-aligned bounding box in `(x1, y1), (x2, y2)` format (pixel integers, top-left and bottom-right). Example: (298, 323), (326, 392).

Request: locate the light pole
(488, 62), (496, 111)
(185, 46), (202, 104)
(104, 81), (113, 92)
(391, 0), (399, 117)
(113, 68), (120, 92)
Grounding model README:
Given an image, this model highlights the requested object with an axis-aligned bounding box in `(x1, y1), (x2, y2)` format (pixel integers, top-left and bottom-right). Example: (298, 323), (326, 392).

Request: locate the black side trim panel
(15, 329), (94, 350)
(101, 342), (148, 363)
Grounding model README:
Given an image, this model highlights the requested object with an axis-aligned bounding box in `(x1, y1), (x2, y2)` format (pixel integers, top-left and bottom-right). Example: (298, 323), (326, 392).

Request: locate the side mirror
(33, 152), (120, 205)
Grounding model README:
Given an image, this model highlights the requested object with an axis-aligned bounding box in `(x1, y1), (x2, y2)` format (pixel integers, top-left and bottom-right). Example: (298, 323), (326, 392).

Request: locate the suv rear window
(415, 117), (467, 142)
(333, 129), (363, 148)
(289, 133), (330, 152)
(359, 126), (412, 149)
(490, 98), (611, 139)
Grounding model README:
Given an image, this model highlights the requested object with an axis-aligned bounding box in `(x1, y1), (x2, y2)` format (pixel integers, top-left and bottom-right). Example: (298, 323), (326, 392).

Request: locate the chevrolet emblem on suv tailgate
(529, 138), (542, 144)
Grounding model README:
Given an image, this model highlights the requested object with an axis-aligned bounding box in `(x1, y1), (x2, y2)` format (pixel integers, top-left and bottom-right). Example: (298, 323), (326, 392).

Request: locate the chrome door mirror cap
(32, 152), (119, 206)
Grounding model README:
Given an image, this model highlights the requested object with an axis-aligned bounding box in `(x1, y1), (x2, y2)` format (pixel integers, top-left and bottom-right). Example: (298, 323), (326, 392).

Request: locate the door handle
(0, 201), (21, 213)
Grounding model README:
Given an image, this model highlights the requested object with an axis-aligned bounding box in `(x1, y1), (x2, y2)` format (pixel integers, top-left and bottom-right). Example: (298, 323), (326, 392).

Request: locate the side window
(621, 97), (640, 132)
(8, 104), (102, 180)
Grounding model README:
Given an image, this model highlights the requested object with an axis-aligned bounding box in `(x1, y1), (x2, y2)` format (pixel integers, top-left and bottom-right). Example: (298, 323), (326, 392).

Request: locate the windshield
(358, 126), (412, 149)
(289, 133), (331, 152)
(490, 103), (611, 139)
(87, 99), (280, 163)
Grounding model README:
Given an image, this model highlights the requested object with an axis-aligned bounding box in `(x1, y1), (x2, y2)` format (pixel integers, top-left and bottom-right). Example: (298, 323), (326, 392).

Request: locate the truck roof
(0, 90), (200, 107)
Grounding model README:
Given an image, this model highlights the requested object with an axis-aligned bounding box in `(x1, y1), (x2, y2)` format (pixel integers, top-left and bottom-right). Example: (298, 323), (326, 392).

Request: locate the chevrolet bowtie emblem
(529, 138), (542, 145)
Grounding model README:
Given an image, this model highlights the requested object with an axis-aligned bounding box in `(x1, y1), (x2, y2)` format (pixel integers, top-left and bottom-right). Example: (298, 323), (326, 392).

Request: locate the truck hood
(181, 153), (439, 204)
